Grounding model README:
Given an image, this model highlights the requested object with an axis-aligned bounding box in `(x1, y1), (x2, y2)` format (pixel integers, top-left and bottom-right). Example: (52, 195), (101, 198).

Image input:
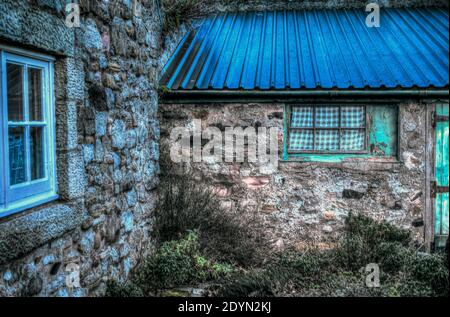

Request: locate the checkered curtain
(289, 106), (365, 151)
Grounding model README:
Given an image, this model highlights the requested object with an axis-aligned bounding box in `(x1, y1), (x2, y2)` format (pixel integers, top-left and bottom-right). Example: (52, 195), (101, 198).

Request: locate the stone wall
(159, 102), (431, 250)
(0, 0), (161, 296)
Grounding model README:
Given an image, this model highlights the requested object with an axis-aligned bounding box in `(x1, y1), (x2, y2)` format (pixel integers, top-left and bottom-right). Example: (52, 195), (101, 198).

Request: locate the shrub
(105, 280), (144, 297)
(344, 213), (411, 247)
(212, 269), (276, 297)
(212, 214), (449, 297)
(335, 213), (412, 271)
(375, 242), (413, 273)
(154, 170), (268, 267)
(106, 231), (234, 296)
(411, 253), (449, 297)
(134, 231), (232, 294)
(136, 231), (200, 293)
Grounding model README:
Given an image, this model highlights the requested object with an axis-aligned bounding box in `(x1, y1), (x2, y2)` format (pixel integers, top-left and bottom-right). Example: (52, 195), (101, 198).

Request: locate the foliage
(106, 231), (232, 296)
(153, 167), (268, 267)
(211, 214), (449, 297)
(335, 213), (411, 271)
(105, 280), (144, 297)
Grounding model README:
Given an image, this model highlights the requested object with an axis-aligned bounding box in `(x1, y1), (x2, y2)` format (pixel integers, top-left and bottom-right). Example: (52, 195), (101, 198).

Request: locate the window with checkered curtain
(288, 106), (366, 153)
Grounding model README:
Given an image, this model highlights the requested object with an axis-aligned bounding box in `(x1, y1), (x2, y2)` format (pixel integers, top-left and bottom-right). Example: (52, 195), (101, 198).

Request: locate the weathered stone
(242, 176), (270, 189)
(111, 120), (126, 149)
(81, 19), (103, 50)
(2, 2), (158, 298)
(0, 205), (81, 265)
(23, 275), (43, 296)
(342, 189), (365, 199)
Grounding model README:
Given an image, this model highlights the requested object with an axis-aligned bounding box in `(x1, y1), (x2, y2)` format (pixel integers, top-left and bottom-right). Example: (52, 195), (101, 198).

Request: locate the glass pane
(315, 130), (339, 151)
(8, 127), (26, 185)
(341, 130), (365, 151)
(315, 106), (339, 128)
(289, 130), (313, 151)
(28, 68), (43, 121)
(31, 127), (45, 180)
(341, 106), (364, 128)
(291, 107), (313, 128)
(7, 63), (24, 121)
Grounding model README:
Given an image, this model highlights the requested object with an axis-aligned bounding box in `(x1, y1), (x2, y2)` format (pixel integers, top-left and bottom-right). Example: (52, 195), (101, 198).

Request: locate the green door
(434, 103), (449, 248)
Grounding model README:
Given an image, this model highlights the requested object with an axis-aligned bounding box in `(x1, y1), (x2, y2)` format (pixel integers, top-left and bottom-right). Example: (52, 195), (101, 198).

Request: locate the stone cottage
(0, 0), (161, 296)
(160, 5), (449, 251)
(0, 0), (448, 298)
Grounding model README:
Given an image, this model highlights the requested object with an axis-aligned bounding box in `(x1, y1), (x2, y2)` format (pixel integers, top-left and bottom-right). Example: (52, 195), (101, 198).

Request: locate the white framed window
(0, 47), (57, 217)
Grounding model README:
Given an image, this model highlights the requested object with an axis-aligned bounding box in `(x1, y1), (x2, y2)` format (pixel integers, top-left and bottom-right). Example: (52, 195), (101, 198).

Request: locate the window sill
(282, 155), (399, 163)
(279, 156), (401, 171)
(0, 202), (82, 265)
(0, 192), (59, 219)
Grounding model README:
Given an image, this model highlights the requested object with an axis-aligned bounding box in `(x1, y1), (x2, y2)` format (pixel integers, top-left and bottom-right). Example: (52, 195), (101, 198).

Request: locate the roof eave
(161, 88), (450, 104)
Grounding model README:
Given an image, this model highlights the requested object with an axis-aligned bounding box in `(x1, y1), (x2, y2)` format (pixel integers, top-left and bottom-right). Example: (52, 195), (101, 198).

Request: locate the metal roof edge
(161, 88), (450, 103)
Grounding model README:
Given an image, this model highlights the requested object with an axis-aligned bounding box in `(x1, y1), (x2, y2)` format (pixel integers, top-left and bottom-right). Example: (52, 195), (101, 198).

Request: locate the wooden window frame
(0, 48), (58, 217)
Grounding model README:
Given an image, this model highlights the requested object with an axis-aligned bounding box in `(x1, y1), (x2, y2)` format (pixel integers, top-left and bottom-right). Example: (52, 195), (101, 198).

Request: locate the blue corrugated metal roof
(160, 8), (449, 91)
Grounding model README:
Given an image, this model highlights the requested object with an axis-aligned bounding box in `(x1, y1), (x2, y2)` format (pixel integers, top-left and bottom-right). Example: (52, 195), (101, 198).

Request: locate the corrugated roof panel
(161, 8), (449, 91)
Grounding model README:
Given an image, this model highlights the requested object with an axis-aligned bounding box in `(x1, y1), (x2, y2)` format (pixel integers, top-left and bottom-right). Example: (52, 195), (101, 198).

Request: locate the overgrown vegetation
(160, 0), (211, 34)
(153, 171), (268, 267)
(106, 151), (448, 297)
(209, 214), (449, 297)
(106, 231), (232, 296)
(160, 0), (246, 34)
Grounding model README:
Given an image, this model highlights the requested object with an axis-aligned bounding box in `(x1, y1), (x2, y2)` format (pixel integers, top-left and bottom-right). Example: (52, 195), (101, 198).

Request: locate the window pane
(31, 127), (45, 180)
(341, 106), (364, 128)
(289, 130), (313, 150)
(291, 106), (313, 127)
(8, 127), (26, 185)
(7, 63), (24, 121)
(315, 106), (339, 128)
(315, 130), (339, 151)
(341, 130), (365, 151)
(28, 68), (43, 121)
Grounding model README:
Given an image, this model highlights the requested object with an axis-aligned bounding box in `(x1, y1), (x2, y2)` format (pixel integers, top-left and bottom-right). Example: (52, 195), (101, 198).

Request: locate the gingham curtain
(289, 106), (365, 151)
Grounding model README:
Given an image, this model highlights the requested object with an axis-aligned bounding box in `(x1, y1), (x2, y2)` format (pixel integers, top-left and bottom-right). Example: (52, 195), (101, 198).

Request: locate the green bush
(105, 280), (144, 297)
(213, 269), (276, 297)
(137, 231), (232, 294)
(136, 231), (200, 293)
(106, 231), (233, 296)
(154, 171), (268, 267)
(375, 242), (413, 273)
(411, 253), (449, 296)
(345, 213), (411, 247)
(212, 214), (449, 297)
(335, 213), (412, 271)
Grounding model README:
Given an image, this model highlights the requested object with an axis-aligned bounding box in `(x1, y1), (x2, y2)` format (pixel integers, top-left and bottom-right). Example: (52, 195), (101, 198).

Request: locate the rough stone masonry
(0, 0), (161, 296)
(159, 102), (430, 250)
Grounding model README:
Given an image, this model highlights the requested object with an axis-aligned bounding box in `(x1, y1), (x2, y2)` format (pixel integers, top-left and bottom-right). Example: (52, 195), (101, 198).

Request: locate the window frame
(0, 48), (58, 217)
(286, 104), (369, 155)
